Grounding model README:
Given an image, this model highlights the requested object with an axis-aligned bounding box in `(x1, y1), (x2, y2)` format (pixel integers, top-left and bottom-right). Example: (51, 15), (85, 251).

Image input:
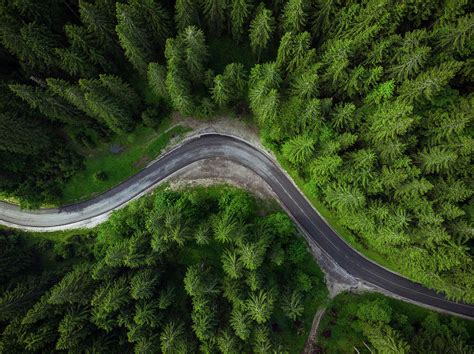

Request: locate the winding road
(1, 133), (473, 319)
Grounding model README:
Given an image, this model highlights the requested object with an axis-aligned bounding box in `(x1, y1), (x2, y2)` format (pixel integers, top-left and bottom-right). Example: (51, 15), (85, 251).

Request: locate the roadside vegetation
(60, 122), (190, 204)
(0, 186), (327, 352)
(317, 292), (474, 353)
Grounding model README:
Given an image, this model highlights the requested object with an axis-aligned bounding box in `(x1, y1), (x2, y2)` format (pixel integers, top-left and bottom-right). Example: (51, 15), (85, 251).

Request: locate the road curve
(1, 133), (473, 319)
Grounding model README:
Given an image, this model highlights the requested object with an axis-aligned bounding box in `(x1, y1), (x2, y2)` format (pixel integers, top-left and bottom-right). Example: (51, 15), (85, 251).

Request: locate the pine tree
(281, 0), (309, 33)
(246, 290), (274, 324)
(160, 321), (187, 354)
(202, 0), (227, 36)
(290, 64), (319, 99)
(367, 100), (414, 143)
(211, 74), (230, 107)
(321, 38), (353, 86)
(324, 183), (366, 212)
(418, 146), (458, 174)
(398, 61), (463, 103)
(46, 78), (96, 119)
(239, 242), (265, 270)
(437, 13), (474, 56)
(147, 62), (168, 98)
(130, 269), (159, 300)
(180, 26), (209, 82)
(389, 45), (430, 81)
(80, 78), (135, 134)
(134, 300), (160, 327)
(63, 24), (111, 73)
(230, 307), (251, 340)
(282, 134), (316, 165)
(249, 5), (275, 61)
(221, 249), (243, 279)
(0, 19), (59, 72)
(9, 84), (84, 125)
(165, 38), (194, 115)
(56, 307), (90, 351)
(79, 0), (119, 50)
(0, 112), (50, 155)
(230, 0), (252, 41)
(115, 0), (170, 75)
(48, 265), (95, 305)
(217, 329), (239, 354)
(55, 47), (98, 77)
(175, 0), (200, 32)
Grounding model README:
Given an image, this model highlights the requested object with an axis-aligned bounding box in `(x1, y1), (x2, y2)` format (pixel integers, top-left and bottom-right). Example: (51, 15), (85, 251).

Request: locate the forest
(0, 187), (327, 352)
(0, 0), (472, 315)
(318, 292), (474, 353)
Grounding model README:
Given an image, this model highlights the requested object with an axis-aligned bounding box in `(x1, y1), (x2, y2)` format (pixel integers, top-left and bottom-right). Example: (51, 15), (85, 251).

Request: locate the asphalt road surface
(1, 134), (473, 319)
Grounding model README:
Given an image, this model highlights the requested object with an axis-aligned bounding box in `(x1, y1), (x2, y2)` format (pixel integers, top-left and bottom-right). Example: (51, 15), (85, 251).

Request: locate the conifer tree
(0, 113), (50, 155)
(249, 5), (275, 61)
(175, 0), (200, 32)
(282, 134), (316, 165)
(230, 0), (252, 41)
(181, 26), (209, 82)
(246, 290), (274, 324)
(147, 62), (168, 98)
(202, 0), (227, 36)
(9, 84), (83, 125)
(281, 0), (308, 33)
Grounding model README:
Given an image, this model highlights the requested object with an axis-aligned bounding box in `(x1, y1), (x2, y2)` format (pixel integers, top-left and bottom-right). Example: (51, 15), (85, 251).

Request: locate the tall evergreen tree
(202, 0), (227, 36)
(175, 0), (200, 32)
(249, 5), (275, 61)
(0, 113), (51, 155)
(281, 0), (309, 33)
(230, 0), (252, 41)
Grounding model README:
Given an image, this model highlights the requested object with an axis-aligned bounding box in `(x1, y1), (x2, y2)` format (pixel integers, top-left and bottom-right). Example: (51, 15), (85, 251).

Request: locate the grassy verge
(317, 292), (474, 353)
(60, 120), (191, 205)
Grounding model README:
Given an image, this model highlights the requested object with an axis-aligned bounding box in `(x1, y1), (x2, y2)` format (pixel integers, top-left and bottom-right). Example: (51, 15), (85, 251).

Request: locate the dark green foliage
(79, 74), (141, 133)
(115, 0), (171, 75)
(0, 187), (327, 352)
(318, 293), (474, 353)
(0, 0), (472, 307)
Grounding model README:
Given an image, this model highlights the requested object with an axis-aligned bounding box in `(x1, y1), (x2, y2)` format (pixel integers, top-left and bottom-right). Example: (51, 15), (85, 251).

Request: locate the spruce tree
(0, 113), (51, 155)
(202, 0), (227, 36)
(249, 5), (275, 61)
(230, 0), (252, 41)
(281, 0), (309, 33)
(175, 0), (200, 32)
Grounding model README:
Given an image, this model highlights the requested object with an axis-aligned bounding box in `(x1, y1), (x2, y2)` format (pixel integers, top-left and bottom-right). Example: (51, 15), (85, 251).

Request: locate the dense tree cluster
(0, 187), (327, 352)
(319, 293), (474, 353)
(0, 1), (472, 301)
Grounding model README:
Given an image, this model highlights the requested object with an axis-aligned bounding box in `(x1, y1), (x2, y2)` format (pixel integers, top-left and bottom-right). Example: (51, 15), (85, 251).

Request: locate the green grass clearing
(60, 120), (191, 205)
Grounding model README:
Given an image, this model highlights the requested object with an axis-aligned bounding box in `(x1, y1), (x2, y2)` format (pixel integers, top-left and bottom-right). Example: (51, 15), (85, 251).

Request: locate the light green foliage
(282, 134), (316, 165)
(147, 62), (168, 98)
(246, 290), (274, 324)
(249, 5), (275, 60)
(180, 26), (209, 82)
(281, 0), (309, 33)
(130, 269), (159, 300)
